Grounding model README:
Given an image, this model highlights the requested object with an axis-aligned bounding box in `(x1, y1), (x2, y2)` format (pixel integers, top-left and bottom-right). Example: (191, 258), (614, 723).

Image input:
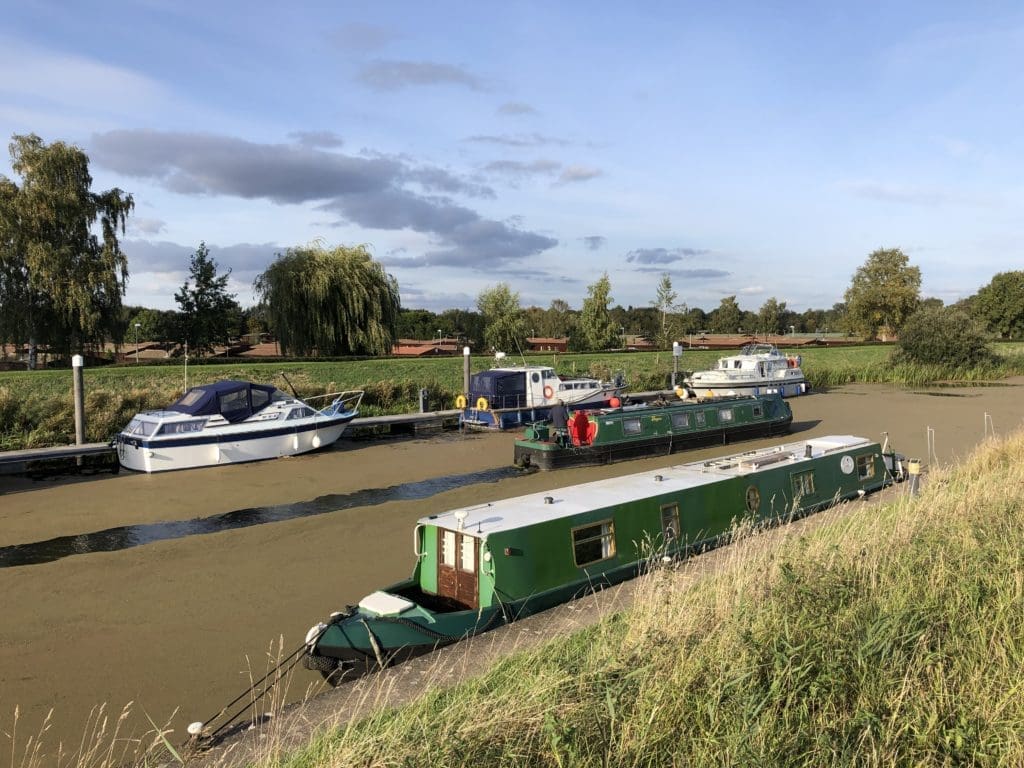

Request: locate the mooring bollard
(419, 387), (429, 413)
(906, 458), (921, 495)
(72, 354), (85, 446)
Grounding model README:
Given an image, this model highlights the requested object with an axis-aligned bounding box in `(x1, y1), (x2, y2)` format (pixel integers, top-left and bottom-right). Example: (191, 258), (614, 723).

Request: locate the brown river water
(1, 380), (1022, 761)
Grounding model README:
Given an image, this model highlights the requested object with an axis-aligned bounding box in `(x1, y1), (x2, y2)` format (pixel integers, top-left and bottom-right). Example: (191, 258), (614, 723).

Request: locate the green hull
(514, 394), (792, 470)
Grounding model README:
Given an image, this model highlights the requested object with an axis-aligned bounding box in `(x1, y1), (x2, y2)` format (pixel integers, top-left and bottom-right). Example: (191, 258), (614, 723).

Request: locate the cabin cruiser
(458, 363), (624, 430)
(115, 380), (362, 472)
(685, 344), (809, 397)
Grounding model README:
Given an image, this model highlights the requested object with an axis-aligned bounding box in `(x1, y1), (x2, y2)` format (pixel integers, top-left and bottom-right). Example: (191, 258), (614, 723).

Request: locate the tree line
(2, 134), (1023, 369)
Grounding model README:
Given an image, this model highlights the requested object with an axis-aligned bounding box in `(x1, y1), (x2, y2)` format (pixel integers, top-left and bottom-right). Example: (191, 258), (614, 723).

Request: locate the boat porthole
(745, 485), (760, 513)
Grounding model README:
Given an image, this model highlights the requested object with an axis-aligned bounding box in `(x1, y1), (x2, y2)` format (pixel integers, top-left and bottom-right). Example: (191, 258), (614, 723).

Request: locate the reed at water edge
(249, 431), (1024, 768)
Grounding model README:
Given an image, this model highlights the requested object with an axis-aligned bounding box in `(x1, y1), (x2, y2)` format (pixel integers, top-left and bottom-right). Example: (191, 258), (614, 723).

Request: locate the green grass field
(2, 343), (1023, 451)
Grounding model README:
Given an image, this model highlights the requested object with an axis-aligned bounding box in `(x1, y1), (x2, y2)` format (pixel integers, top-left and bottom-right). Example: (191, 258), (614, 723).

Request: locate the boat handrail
(307, 390), (365, 413)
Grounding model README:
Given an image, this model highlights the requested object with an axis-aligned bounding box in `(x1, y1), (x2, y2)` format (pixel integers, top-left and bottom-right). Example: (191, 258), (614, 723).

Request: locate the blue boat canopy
(167, 380), (285, 423)
(469, 370), (526, 399)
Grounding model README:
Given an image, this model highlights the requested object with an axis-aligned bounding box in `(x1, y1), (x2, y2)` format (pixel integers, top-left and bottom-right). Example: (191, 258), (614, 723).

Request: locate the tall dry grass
(253, 432), (1024, 767)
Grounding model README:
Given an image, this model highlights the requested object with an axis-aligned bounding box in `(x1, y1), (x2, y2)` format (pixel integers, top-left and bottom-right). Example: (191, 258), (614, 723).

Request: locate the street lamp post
(134, 322), (141, 365)
(436, 329), (442, 349)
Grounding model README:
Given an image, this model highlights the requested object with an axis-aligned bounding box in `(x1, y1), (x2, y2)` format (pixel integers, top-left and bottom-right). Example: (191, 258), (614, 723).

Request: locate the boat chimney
(804, 445), (813, 458)
(543, 496), (554, 505)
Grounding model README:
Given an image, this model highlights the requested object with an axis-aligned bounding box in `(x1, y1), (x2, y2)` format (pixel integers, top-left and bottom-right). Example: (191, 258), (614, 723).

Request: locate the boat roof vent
(543, 496), (554, 504)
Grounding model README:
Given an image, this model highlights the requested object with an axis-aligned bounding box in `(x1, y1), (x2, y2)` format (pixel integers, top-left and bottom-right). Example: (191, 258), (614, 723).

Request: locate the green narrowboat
(303, 434), (902, 684)
(513, 393), (792, 471)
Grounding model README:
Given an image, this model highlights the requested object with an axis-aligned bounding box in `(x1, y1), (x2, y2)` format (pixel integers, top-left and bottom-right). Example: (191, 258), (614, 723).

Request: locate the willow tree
(477, 282), (527, 354)
(0, 134), (134, 366)
(255, 243), (400, 356)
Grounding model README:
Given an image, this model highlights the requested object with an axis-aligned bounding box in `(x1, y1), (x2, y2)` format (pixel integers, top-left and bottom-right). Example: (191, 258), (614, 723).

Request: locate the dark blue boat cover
(167, 380), (282, 423)
(469, 370), (525, 399)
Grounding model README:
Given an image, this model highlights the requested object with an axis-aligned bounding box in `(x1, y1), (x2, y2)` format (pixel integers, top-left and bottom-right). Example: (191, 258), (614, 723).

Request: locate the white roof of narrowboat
(421, 435), (875, 536)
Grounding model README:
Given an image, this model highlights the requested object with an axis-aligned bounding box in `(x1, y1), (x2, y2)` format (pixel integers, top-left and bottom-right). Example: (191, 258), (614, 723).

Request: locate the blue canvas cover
(167, 380), (281, 423)
(469, 370), (526, 399)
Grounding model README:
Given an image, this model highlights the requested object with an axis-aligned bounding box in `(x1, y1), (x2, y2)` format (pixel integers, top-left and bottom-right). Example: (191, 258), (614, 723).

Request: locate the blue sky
(2, 2), (1022, 315)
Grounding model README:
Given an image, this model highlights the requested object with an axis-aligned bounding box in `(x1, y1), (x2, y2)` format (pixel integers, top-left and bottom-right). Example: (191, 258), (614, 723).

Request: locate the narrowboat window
(695, 411), (707, 427)
(572, 520), (616, 567)
(660, 503), (680, 542)
(856, 454), (875, 480)
(459, 536), (475, 572)
(671, 412), (690, 429)
(251, 388), (270, 410)
(792, 470), (816, 498)
(623, 418), (642, 435)
(441, 530), (457, 567)
(719, 408), (733, 423)
(753, 404), (763, 417)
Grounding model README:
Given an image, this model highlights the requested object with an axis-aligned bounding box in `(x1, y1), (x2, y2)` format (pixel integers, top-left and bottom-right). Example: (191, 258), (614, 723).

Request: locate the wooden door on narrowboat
(437, 528), (478, 608)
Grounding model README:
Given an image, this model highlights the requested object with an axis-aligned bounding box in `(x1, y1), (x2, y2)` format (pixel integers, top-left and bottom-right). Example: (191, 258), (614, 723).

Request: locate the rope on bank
(187, 619), (337, 748)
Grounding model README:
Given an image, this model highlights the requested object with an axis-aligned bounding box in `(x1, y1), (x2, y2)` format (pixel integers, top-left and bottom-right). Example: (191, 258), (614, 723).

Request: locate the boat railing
(307, 390), (365, 415)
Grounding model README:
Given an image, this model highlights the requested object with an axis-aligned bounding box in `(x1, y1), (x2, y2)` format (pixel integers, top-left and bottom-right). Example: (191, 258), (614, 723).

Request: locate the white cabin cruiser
(459, 364), (624, 430)
(685, 344), (809, 398)
(115, 380), (363, 472)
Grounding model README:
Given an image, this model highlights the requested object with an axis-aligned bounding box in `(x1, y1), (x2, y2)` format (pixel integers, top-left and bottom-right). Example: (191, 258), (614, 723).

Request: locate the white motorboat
(115, 380), (363, 472)
(684, 343), (810, 397)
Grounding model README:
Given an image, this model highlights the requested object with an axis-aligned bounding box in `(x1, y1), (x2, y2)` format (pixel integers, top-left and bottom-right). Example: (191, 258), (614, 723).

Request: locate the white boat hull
(686, 379), (810, 398)
(116, 417), (353, 473)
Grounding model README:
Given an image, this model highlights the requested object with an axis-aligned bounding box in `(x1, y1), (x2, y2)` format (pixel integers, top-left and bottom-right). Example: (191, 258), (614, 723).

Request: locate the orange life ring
(455, 394), (468, 409)
(543, 385), (554, 399)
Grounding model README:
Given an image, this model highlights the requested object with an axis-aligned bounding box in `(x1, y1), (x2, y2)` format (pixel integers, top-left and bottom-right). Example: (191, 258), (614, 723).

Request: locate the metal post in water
(906, 458), (921, 495)
(463, 346), (471, 397)
(72, 354), (85, 446)
(419, 387), (428, 413)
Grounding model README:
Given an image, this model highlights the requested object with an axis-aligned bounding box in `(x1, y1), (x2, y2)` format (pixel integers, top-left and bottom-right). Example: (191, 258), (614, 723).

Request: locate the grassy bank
(250, 432), (1024, 767)
(1, 344), (1023, 451)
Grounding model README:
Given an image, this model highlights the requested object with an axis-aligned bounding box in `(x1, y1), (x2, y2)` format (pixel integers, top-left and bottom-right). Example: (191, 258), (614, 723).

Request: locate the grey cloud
(633, 267), (729, 279)
(125, 239), (279, 274)
(626, 247), (710, 264)
(357, 60), (485, 91)
(328, 23), (400, 53)
(483, 159), (561, 178)
(94, 130), (553, 270)
(381, 217), (557, 269)
(556, 165), (602, 185)
(497, 101), (538, 116)
(581, 236), (606, 251)
(288, 130), (344, 149)
(91, 130), (407, 202)
(465, 133), (570, 148)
